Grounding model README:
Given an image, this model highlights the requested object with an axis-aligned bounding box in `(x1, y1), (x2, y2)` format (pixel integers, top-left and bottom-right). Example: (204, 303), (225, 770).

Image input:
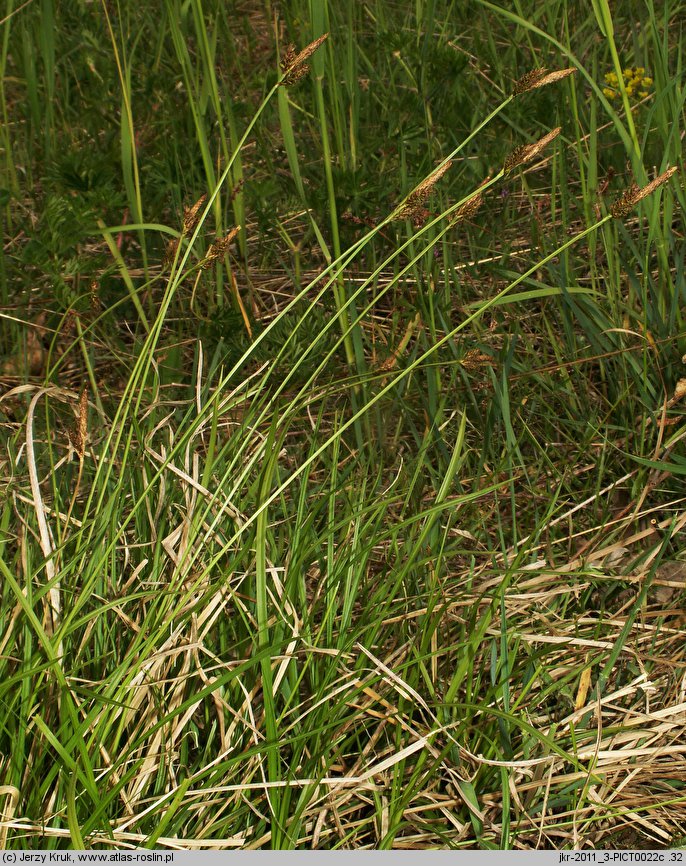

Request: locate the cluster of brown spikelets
(453, 190), (485, 223)
(504, 126), (562, 173)
(164, 192), (240, 270)
(610, 166), (679, 218)
(164, 194), (207, 266)
(392, 160), (453, 225)
(159, 60), (677, 289)
(68, 388), (89, 460)
(200, 226), (241, 269)
(161, 37), (333, 270)
(512, 66), (576, 95)
(388, 65), (677, 232)
(280, 34), (329, 86)
(173, 194), (206, 259)
(390, 69), (579, 227)
(182, 193), (207, 236)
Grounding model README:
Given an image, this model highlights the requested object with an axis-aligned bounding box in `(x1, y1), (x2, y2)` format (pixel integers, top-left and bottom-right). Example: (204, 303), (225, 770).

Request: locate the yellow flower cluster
(603, 67), (653, 100)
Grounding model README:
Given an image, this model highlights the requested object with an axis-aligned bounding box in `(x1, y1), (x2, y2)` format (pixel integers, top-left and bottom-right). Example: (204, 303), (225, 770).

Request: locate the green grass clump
(1, 0), (685, 851)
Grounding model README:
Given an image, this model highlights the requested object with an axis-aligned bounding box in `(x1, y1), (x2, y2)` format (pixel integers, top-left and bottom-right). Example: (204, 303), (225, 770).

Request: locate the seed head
(201, 226), (241, 269)
(610, 167), (678, 218)
(452, 191), (484, 223)
(513, 67), (576, 96)
(280, 34), (329, 86)
(182, 194), (207, 237)
(163, 238), (180, 267)
(69, 388), (88, 459)
(89, 279), (101, 314)
(609, 183), (640, 219)
(393, 160), (453, 223)
(462, 349), (493, 370)
(504, 127), (561, 174)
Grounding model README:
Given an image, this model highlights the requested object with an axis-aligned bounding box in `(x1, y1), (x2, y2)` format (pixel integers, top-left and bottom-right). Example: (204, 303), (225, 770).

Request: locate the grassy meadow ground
(1, 0), (686, 850)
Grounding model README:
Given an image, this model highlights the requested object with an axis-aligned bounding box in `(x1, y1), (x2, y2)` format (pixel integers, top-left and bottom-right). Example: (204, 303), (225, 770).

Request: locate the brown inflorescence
(504, 127), (561, 174)
(163, 238), (180, 267)
(280, 34), (329, 86)
(513, 67), (576, 96)
(393, 160), (453, 224)
(201, 226), (241, 269)
(182, 194), (207, 237)
(610, 167), (678, 218)
(452, 191), (484, 223)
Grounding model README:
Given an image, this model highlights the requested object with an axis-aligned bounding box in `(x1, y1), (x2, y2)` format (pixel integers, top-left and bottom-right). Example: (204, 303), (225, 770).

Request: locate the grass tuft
(1, 0), (685, 851)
